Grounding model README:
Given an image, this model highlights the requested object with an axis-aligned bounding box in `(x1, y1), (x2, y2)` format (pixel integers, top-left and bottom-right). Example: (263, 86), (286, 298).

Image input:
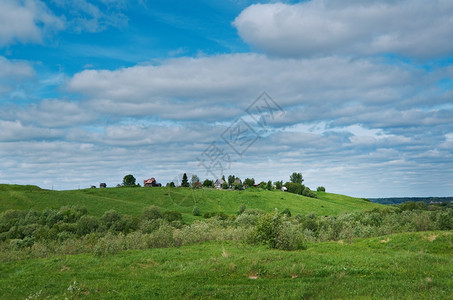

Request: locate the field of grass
(0, 184), (381, 222)
(1, 231), (452, 299)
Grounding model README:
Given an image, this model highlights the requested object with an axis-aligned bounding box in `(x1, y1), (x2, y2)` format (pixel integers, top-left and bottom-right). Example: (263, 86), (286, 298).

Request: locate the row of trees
(120, 172), (325, 199)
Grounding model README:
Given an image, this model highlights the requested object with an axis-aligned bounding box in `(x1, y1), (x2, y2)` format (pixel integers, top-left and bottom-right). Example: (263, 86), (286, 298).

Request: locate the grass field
(0, 184), (381, 222)
(1, 231), (452, 299)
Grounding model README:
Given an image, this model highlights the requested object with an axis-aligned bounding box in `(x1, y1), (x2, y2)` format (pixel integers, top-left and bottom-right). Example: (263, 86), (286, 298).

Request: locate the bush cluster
(1, 202), (453, 260)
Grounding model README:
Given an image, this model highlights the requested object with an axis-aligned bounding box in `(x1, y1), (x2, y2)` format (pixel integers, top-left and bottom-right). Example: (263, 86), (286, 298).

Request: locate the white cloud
(234, 0), (453, 58)
(0, 0), (64, 47)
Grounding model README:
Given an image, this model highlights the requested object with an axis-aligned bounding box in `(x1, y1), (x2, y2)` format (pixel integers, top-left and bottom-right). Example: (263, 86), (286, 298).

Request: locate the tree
(221, 181), (229, 189)
(243, 178), (255, 188)
(317, 186), (326, 192)
(123, 174), (136, 186)
(290, 172), (304, 184)
(191, 174), (200, 187)
(228, 175), (235, 187)
(181, 173), (189, 187)
(202, 179), (214, 188)
(166, 182), (175, 187)
(274, 180), (283, 190)
(266, 180), (273, 191)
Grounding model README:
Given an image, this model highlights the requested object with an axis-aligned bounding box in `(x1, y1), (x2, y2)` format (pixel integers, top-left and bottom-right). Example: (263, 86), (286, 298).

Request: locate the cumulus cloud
(234, 0), (453, 58)
(0, 0), (64, 47)
(0, 56), (35, 97)
(1, 99), (98, 127)
(67, 53), (449, 131)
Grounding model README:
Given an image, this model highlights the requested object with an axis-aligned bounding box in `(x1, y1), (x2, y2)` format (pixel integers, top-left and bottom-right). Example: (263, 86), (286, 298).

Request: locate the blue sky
(0, 0), (452, 197)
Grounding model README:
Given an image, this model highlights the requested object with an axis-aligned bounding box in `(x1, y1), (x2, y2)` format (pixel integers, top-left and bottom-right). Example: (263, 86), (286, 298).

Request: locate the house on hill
(144, 177), (162, 187)
(214, 179), (225, 189)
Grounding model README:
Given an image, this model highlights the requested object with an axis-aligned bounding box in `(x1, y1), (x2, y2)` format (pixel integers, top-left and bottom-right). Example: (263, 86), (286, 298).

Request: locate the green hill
(0, 184), (381, 221)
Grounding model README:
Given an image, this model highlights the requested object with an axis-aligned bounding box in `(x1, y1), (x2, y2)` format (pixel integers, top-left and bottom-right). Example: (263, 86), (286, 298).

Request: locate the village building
(144, 177), (162, 187)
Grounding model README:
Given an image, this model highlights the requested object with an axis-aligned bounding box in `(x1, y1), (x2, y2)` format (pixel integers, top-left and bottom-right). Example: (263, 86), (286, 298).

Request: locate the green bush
(76, 215), (100, 236)
(203, 212), (229, 220)
(162, 211), (183, 222)
(282, 208), (291, 217)
(141, 206), (162, 221)
(192, 206), (201, 216)
(317, 186), (326, 192)
(255, 211), (282, 249)
(238, 204), (246, 215)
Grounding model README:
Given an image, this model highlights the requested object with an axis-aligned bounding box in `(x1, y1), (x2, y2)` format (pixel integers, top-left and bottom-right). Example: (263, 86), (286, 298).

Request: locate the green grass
(0, 184), (381, 222)
(1, 231), (452, 299)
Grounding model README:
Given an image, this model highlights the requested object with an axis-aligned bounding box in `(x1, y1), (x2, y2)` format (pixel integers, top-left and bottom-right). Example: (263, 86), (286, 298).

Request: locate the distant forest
(370, 197), (453, 205)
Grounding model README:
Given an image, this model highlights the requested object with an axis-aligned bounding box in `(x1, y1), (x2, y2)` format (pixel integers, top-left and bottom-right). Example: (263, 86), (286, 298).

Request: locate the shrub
(162, 211), (183, 223)
(317, 186), (326, 192)
(238, 204), (246, 215)
(192, 206), (201, 216)
(203, 212), (229, 220)
(275, 222), (307, 250)
(147, 224), (174, 248)
(282, 208), (291, 217)
(141, 206), (162, 221)
(76, 215), (100, 236)
(254, 211), (282, 248)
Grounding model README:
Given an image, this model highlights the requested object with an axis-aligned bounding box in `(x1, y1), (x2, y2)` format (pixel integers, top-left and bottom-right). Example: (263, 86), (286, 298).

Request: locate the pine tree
(181, 173), (190, 187)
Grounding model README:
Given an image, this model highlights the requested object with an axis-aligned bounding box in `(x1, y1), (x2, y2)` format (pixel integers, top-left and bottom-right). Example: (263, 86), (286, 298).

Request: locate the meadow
(2, 232), (453, 299)
(1, 184), (452, 299)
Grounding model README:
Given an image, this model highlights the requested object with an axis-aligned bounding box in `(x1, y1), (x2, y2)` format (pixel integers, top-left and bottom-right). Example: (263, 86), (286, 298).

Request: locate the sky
(0, 0), (452, 197)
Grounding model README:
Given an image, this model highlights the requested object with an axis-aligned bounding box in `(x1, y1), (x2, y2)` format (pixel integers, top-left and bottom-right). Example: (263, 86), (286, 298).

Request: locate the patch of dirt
(425, 277), (432, 283)
(380, 238), (391, 243)
(291, 274), (298, 279)
(426, 235), (438, 242)
(248, 273), (258, 279)
(60, 265), (70, 272)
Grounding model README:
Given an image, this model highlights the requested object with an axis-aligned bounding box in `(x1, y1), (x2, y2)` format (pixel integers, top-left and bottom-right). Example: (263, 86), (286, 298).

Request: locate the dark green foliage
(202, 179), (214, 188)
(228, 175), (235, 187)
(258, 181), (266, 189)
(290, 172), (304, 184)
(266, 180), (273, 191)
(238, 204), (246, 215)
(162, 211), (183, 222)
(141, 206), (162, 221)
(232, 182), (243, 190)
(243, 178), (255, 187)
(167, 182), (176, 187)
(76, 216), (100, 236)
(302, 187), (317, 198)
(192, 206), (200, 216)
(181, 173), (190, 187)
(282, 208), (291, 217)
(221, 182), (228, 189)
(274, 181), (283, 190)
(203, 212), (229, 220)
(123, 174), (136, 186)
(317, 186), (326, 192)
(285, 182), (305, 195)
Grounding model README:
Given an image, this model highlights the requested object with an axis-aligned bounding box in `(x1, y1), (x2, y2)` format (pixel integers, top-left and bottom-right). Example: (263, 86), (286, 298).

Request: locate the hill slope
(0, 184), (381, 221)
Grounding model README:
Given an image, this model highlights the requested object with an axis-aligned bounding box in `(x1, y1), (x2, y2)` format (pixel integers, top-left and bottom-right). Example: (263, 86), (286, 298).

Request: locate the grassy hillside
(0, 184), (381, 221)
(1, 231), (452, 299)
